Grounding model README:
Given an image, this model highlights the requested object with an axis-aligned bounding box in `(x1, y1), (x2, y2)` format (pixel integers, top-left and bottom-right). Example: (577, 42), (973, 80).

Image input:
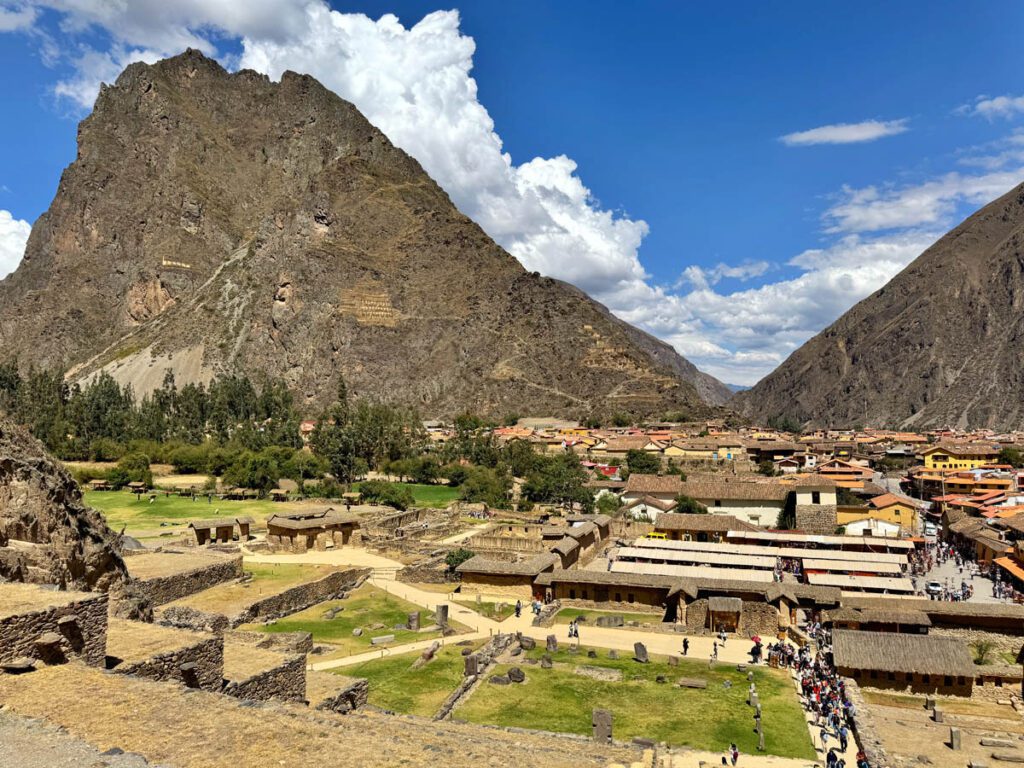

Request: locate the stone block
(370, 634), (395, 646)
(546, 635), (558, 652)
(464, 654), (480, 677)
(407, 612), (420, 631)
(677, 677), (708, 689)
(435, 605), (449, 628)
(508, 667), (525, 683)
(950, 727), (961, 750)
(933, 708), (944, 723)
(592, 708), (612, 744)
(668, 656), (679, 667)
(595, 615), (624, 628)
(541, 654), (553, 669)
(633, 642), (648, 663)
(489, 674), (510, 685)
(520, 636), (536, 651)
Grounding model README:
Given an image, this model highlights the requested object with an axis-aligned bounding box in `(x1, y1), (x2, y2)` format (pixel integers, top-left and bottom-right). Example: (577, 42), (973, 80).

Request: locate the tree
(673, 493), (707, 514)
(458, 466), (511, 508)
(446, 548), (475, 572)
(972, 639), (994, 665)
(596, 493), (622, 516)
(626, 449), (661, 475)
(998, 447), (1024, 468)
(358, 480), (415, 510)
(757, 460), (779, 477)
(107, 452), (153, 490)
(523, 454), (593, 512)
(223, 451), (281, 495)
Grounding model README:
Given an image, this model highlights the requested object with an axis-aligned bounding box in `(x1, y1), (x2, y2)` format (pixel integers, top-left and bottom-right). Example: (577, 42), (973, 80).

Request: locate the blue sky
(1, 2), (1023, 386)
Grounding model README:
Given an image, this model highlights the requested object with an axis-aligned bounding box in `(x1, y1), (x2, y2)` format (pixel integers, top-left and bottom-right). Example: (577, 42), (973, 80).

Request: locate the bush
(359, 480), (415, 510)
(107, 452), (153, 490)
(445, 548), (475, 571)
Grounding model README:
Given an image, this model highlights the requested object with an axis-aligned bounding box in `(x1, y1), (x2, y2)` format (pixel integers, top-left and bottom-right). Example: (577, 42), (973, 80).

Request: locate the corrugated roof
(616, 546), (776, 569)
(806, 573), (915, 592)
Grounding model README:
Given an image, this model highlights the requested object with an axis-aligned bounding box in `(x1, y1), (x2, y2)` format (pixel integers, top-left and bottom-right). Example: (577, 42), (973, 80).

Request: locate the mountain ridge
(0, 49), (731, 418)
(733, 180), (1024, 430)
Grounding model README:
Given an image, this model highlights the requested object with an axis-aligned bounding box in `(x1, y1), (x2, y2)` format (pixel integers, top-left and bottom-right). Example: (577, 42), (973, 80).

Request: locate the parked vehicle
(925, 580), (943, 596)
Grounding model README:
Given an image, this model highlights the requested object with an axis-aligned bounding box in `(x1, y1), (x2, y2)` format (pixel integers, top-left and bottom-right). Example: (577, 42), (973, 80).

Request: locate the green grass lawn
(240, 583), (458, 658)
(336, 640), (484, 716)
(455, 647), (814, 759)
(453, 599), (514, 622)
(553, 607), (664, 626)
(355, 482), (460, 509)
(84, 489), (279, 534)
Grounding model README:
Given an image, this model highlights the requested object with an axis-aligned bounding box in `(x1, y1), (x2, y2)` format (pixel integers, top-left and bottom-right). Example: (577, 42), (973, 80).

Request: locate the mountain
(0, 50), (730, 417)
(733, 181), (1024, 430)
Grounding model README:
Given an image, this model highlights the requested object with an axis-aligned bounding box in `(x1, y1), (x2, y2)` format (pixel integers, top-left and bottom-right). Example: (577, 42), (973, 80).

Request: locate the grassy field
(83, 489), (281, 534)
(455, 647), (815, 759)
(553, 607), (664, 626)
(240, 583), (457, 658)
(355, 481), (460, 509)
(453, 599), (514, 622)
(336, 640), (484, 716)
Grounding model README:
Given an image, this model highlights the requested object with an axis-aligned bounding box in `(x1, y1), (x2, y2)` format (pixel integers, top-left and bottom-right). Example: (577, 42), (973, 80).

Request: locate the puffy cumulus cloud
(3, 2), (1021, 387)
(958, 94), (1024, 120)
(823, 169), (1024, 234)
(0, 209), (32, 279)
(779, 119), (909, 146)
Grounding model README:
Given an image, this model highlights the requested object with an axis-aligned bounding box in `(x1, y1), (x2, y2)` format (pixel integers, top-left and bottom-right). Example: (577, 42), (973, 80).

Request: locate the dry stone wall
(314, 677), (370, 713)
(223, 654), (306, 702)
(232, 569), (369, 626)
(226, 629), (313, 654)
(113, 636), (223, 691)
(794, 504), (838, 534)
(0, 592), (108, 666)
(134, 556), (243, 606)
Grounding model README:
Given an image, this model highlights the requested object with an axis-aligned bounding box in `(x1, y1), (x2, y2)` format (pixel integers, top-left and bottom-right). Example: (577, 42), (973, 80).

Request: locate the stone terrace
(0, 664), (640, 768)
(124, 549), (243, 606)
(105, 618), (222, 691)
(222, 639), (305, 702)
(0, 582), (108, 666)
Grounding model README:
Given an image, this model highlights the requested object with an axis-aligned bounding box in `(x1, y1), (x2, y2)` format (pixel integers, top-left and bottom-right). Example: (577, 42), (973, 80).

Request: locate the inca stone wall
(681, 599), (780, 636)
(794, 504), (838, 534)
(113, 636), (223, 692)
(232, 569), (370, 626)
(223, 654), (306, 703)
(0, 591), (108, 666)
(314, 677), (370, 713)
(134, 556), (244, 606)
(157, 605), (230, 633)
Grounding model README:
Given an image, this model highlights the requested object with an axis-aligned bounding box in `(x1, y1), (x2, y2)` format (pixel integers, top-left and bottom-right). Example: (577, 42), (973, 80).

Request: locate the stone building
(266, 509), (359, 552)
(652, 512), (756, 542)
(788, 474), (839, 533)
(455, 553), (558, 599)
(189, 516), (254, 545)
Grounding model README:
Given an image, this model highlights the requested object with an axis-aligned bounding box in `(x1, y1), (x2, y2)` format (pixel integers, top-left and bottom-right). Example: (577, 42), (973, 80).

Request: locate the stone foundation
(311, 674), (370, 713)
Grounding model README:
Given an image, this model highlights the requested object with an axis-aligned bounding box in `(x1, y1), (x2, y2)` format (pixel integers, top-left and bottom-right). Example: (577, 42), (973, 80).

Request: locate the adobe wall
(550, 583), (668, 611)
(0, 592), (108, 666)
(459, 573), (534, 600)
(223, 654), (306, 702)
(840, 666), (974, 697)
(931, 627), (1024, 652)
(134, 556), (244, 606)
(794, 504), (838, 534)
(114, 636), (223, 691)
(973, 675), (1023, 701)
(608, 520), (654, 539)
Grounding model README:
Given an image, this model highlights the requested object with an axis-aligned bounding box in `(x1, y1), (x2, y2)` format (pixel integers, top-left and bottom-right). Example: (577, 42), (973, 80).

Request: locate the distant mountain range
(734, 181), (1024, 430)
(0, 50), (731, 419)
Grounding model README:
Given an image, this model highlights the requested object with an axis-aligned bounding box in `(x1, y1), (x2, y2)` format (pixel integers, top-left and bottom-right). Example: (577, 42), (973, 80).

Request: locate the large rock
(0, 419), (130, 593)
(0, 49), (725, 420)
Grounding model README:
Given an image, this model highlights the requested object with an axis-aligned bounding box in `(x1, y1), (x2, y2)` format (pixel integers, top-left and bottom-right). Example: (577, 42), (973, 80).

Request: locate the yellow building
(838, 493), (919, 531)
(922, 443), (999, 470)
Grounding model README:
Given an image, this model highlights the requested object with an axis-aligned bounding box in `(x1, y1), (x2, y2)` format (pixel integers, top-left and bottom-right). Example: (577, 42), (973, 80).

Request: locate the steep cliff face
(0, 419), (128, 591)
(0, 49), (728, 417)
(734, 181), (1024, 429)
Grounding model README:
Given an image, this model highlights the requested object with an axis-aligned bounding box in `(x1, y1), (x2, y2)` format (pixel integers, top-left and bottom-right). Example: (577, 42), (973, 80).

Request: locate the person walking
(682, 638), (689, 656)
(515, 600), (522, 618)
(729, 743), (739, 765)
(712, 641), (719, 660)
(838, 723), (849, 752)
(820, 726), (830, 751)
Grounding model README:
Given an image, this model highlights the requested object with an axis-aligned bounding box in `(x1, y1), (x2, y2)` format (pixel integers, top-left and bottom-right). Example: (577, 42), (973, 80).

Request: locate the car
(644, 532), (668, 540)
(925, 580), (943, 596)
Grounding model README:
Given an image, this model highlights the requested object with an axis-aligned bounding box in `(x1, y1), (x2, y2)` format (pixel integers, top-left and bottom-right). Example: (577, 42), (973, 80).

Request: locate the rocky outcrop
(0, 419), (128, 591)
(0, 49), (727, 418)
(735, 181), (1024, 429)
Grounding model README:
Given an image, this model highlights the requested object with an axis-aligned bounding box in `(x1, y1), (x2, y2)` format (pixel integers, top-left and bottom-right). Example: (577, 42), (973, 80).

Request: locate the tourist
(839, 723), (849, 752)
(682, 638), (689, 656)
(515, 600), (522, 618)
(712, 641), (718, 660)
(729, 743), (739, 765)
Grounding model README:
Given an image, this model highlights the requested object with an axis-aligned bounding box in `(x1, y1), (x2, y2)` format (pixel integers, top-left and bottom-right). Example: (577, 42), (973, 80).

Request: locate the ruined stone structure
(127, 552), (244, 606)
(223, 653), (306, 703)
(0, 584), (109, 667)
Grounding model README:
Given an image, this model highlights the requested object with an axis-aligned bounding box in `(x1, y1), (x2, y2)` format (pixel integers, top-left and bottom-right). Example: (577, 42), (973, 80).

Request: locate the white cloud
(0, 209), (31, 279)
(0, 3), (36, 31)
(823, 169), (1023, 233)
(780, 119), (909, 146)
(959, 94), (1024, 120)
(3, 3), (1022, 387)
